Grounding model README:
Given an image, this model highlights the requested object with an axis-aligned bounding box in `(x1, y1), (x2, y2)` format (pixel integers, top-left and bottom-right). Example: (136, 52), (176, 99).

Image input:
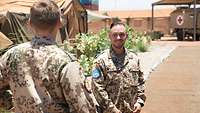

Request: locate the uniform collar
(108, 47), (128, 59)
(108, 47), (130, 68)
(31, 36), (56, 47)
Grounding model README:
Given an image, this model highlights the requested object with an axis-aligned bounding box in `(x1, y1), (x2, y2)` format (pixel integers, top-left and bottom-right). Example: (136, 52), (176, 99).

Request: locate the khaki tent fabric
(0, 0), (68, 13)
(0, 0), (87, 45)
(153, 0), (200, 5)
(0, 0), (37, 14)
(0, 32), (13, 49)
(87, 10), (111, 22)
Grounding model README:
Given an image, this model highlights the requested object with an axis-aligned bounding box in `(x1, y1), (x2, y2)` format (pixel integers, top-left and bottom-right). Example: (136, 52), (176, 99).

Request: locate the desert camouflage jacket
(92, 48), (146, 113)
(0, 37), (94, 113)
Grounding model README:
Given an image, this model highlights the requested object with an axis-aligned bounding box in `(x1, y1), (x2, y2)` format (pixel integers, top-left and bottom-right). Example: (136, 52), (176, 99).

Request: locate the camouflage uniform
(0, 37), (95, 113)
(92, 48), (146, 113)
(0, 62), (14, 110)
(0, 81), (13, 110)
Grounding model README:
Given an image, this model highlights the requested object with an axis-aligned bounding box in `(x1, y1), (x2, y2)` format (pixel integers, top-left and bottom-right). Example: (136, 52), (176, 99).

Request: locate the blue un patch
(92, 68), (101, 79)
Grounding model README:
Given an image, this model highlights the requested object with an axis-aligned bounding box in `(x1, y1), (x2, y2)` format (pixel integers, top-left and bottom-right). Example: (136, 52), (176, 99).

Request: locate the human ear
(56, 18), (62, 29)
(27, 19), (35, 33)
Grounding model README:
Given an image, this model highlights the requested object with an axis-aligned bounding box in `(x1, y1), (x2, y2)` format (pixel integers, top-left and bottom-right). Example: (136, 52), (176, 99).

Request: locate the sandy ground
(141, 38), (200, 113)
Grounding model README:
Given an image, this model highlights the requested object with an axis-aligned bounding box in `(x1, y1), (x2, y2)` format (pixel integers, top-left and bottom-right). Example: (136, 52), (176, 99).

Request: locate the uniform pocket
(128, 67), (139, 86)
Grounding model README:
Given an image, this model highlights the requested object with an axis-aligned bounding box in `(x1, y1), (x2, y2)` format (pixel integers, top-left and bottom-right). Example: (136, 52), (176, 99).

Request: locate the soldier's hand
(132, 103), (142, 113)
(84, 76), (92, 93)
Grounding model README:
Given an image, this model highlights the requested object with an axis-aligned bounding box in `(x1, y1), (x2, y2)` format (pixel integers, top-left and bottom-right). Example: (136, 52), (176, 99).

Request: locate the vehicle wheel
(176, 29), (184, 41)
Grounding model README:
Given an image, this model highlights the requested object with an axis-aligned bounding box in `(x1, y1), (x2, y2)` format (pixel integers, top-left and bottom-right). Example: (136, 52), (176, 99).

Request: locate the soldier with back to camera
(0, 0), (95, 113)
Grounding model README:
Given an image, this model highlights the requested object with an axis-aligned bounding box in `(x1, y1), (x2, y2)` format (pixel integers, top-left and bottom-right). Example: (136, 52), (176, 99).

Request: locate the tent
(0, 0), (87, 45)
(0, 32), (13, 49)
(87, 10), (111, 22)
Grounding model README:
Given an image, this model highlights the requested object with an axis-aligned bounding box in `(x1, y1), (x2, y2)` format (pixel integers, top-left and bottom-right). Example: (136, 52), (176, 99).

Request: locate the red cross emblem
(176, 15), (184, 25)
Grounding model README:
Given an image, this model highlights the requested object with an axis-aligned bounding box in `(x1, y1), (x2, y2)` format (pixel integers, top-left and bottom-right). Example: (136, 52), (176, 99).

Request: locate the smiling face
(109, 24), (127, 50)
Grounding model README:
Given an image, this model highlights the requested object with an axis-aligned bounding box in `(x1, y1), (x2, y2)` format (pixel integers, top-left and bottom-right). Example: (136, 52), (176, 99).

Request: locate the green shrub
(134, 36), (150, 52)
(148, 31), (164, 40)
(74, 29), (110, 76)
(61, 26), (151, 76)
(125, 25), (151, 52)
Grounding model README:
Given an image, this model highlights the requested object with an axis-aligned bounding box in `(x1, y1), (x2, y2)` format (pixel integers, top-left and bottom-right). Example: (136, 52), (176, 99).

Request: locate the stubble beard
(112, 41), (125, 49)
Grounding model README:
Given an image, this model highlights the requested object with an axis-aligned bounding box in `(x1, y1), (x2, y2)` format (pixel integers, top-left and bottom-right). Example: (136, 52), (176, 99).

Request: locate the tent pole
(151, 4), (154, 31)
(193, 0), (197, 41)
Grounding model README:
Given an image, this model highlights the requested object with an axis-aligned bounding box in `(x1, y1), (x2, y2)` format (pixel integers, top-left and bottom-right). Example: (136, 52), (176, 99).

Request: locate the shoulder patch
(92, 68), (101, 79)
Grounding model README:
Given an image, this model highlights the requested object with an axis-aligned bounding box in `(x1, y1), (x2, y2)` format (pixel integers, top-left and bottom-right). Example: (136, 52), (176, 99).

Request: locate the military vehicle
(170, 7), (200, 41)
